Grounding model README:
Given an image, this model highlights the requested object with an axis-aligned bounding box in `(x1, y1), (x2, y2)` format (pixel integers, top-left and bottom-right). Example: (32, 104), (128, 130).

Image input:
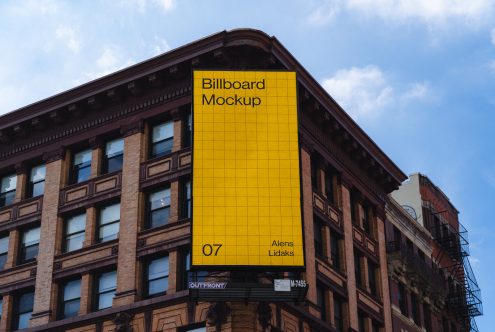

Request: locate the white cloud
(402, 82), (429, 100)
(322, 66), (393, 119)
(55, 26), (81, 54)
(308, 0), (494, 28)
(83, 46), (136, 81)
(152, 35), (171, 55)
(321, 65), (429, 120)
(307, 2), (340, 26)
(153, 0), (175, 12)
(118, 0), (175, 13)
(6, 0), (58, 16)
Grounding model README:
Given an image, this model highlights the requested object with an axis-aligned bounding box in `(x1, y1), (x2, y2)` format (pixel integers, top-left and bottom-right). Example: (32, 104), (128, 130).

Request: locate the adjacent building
(0, 29), (481, 332)
(388, 173), (482, 332)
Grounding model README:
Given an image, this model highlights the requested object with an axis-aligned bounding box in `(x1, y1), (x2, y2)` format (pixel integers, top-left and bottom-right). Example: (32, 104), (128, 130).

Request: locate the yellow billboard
(192, 70), (304, 268)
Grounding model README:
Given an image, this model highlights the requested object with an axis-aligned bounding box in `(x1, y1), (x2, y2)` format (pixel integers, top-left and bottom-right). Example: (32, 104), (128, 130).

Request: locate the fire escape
(429, 210), (483, 332)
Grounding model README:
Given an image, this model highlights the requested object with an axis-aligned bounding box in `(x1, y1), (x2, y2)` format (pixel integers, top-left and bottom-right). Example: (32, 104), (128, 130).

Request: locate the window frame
(146, 187), (171, 229)
(13, 290), (34, 331)
(27, 164), (46, 198)
(0, 234), (9, 271)
(313, 216), (325, 259)
(95, 270), (117, 311)
(103, 138), (124, 174)
(63, 213), (86, 253)
(330, 231), (341, 272)
(19, 226), (40, 264)
(333, 293), (344, 332)
(145, 255), (170, 297)
(97, 203), (120, 243)
(59, 278), (81, 319)
(150, 121), (174, 159)
(0, 173), (16, 208)
(180, 179), (191, 219)
(71, 149), (92, 184)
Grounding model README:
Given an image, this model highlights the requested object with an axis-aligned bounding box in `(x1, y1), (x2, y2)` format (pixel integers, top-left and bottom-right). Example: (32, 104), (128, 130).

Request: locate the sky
(0, 0), (493, 328)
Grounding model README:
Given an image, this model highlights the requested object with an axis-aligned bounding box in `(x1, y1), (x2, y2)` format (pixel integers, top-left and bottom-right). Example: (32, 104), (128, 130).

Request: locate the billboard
(192, 70), (304, 268)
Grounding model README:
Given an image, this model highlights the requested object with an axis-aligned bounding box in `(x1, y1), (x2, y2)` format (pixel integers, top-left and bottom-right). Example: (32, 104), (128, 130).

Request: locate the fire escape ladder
(427, 208), (482, 332)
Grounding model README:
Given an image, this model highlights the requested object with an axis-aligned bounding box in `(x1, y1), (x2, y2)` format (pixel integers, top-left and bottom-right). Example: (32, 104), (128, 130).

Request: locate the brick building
(388, 173), (482, 332)
(0, 29), (409, 331)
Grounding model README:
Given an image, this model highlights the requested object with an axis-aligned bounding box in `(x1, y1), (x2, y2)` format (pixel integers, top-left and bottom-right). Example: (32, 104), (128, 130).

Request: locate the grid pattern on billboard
(192, 70), (304, 267)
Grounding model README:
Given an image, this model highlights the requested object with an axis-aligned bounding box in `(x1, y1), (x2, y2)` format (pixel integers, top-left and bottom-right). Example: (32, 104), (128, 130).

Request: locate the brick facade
(0, 30), (408, 332)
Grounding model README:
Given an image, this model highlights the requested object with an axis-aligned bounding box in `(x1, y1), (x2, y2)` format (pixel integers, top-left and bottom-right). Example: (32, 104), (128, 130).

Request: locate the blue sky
(0, 0), (493, 327)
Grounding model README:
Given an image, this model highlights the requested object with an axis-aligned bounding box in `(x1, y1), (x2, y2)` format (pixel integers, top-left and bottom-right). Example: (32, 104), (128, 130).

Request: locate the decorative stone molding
(113, 312), (134, 332)
(258, 302), (272, 331)
(206, 302), (230, 332)
(42, 147), (65, 163)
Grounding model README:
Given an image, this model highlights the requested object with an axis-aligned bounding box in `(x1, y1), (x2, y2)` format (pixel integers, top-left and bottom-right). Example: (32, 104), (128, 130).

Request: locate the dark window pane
(105, 155), (123, 173)
(0, 253), (6, 270)
(99, 223), (119, 242)
(149, 278), (168, 295)
(75, 164), (91, 183)
(63, 299), (80, 318)
(152, 139), (173, 158)
(66, 233), (84, 252)
(98, 291), (114, 310)
(22, 244), (39, 262)
(150, 208), (169, 228)
(18, 312), (32, 330)
(31, 181), (45, 197)
(0, 190), (15, 207)
(330, 232), (340, 271)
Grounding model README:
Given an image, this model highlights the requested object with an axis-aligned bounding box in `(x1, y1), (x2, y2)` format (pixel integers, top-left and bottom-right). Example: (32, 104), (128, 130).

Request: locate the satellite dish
(402, 205), (417, 220)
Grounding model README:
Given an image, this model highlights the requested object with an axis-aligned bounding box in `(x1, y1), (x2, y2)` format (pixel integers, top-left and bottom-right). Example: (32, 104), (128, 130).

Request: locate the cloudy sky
(0, 0), (493, 327)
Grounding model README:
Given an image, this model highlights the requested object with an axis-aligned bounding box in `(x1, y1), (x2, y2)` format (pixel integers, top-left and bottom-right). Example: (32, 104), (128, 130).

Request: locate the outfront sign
(192, 70), (304, 268)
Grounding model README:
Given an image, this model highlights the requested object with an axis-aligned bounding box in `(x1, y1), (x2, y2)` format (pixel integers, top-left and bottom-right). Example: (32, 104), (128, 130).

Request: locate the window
(398, 282), (408, 315)
(179, 250), (207, 291)
(313, 216), (325, 258)
(64, 213), (86, 252)
(0, 235), (8, 270)
(180, 326), (206, 332)
(146, 256), (169, 296)
(350, 191), (358, 226)
(333, 294), (344, 332)
(150, 122), (173, 158)
(103, 138), (124, 174)
(0, 297), (3, 322)
(354, 251), (363, 288)
(98, 203), (120, 243)
(368, 260), (378, 297)
(423, 303), (432, 332)
(358, 311), (365, 332)
(411, 292), (420, 324)
(27, 165), (45, 198)
(20, 227), (40, 264)
(183, 113), (192, 148)
(181, 180), (191, 219)
(324, 167), (338, 205)
(316, 285), (327, 322)
(13, 290), (34, 330)
(71, 149), (92, 183)
(179, 250), (208, 291)
(372, 321), (381, 332)
(0, 174), (16, 207)
(330, 232), (341, 272)
(96, 270), (116, 310)
(147, 187), (170, 229)
(60, 279), (81, 319)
